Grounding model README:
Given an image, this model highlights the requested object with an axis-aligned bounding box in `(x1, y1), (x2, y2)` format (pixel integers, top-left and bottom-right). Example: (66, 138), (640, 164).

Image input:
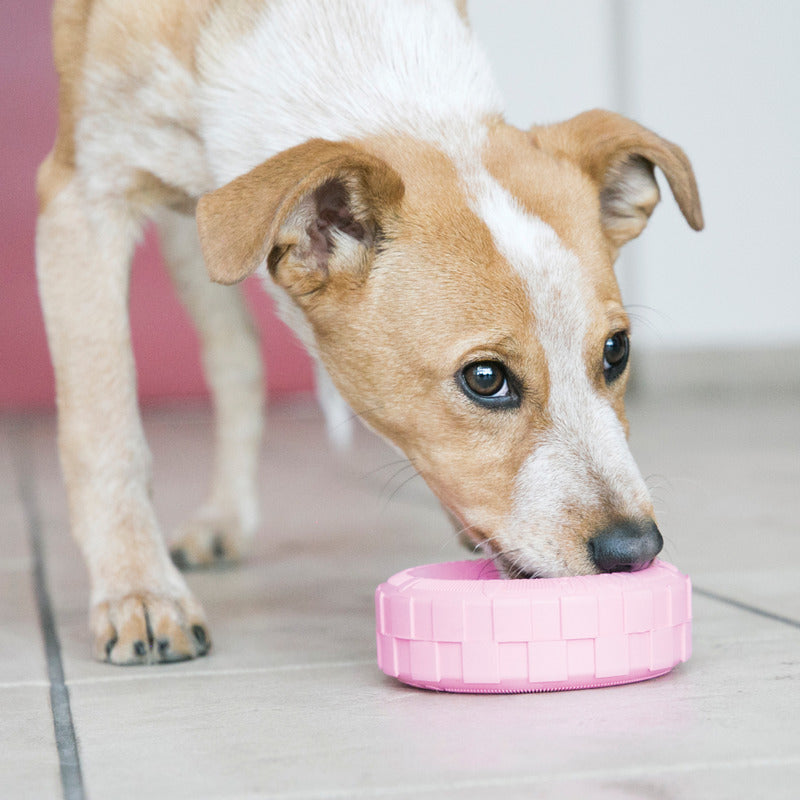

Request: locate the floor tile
(0, 416), (34, 566)
(376, 761), (800, 800)
(66, 596), (800, 800)
(627, 394), (800, 618)
(0, 567), (48, 686)
(0, 686), (61, 798)
(0, 418), (49, 686)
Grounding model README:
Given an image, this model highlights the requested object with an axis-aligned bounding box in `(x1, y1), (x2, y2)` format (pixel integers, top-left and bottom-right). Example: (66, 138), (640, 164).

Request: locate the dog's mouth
(492, 554), (542, 580)
(458, 525), (543, 580)
(461, 524), (592, 580)
(448, 512), (572, 580)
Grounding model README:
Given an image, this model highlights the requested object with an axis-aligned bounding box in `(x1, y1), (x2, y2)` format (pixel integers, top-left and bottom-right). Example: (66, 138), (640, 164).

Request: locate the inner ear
(600, 154), (661, 247)
(269, 175), (381, 296)
(310, 179), (372, 265)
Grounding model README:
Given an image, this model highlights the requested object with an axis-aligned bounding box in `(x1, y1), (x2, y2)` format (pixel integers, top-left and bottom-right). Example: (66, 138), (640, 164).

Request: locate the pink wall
(0, 0), (313, 410)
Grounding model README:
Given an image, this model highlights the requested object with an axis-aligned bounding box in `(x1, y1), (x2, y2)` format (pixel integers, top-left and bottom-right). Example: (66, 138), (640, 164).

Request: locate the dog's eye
(603, 332), (630, 383)
(464, 362), (506, 396)
(458, 361), (520, 409)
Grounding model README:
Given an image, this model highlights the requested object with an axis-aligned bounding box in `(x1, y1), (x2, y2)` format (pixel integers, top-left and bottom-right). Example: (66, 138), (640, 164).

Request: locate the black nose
(588, 519), (663, 573)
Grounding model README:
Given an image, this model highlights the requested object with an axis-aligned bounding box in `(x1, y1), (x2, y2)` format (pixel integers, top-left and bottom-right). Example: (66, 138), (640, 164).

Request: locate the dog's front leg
(155, 207), (264, 569)
(36, 173), (210, 664)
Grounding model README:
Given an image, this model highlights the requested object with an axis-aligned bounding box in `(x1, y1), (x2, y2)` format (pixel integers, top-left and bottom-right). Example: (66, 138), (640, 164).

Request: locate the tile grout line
(12, 423), (86, 800)
(0, 680), (52, 690)
(694, 585), (800, 630)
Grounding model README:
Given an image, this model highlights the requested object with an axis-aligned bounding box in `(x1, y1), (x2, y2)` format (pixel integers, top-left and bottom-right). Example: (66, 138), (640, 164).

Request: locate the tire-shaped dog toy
(376, 559), (691, 693)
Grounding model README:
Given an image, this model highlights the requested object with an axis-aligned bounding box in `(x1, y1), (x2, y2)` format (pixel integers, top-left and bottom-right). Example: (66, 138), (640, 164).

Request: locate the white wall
(469, 0), (800, 351)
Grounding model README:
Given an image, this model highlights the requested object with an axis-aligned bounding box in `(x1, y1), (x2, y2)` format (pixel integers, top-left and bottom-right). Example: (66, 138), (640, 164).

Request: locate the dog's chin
(492, 554), (554, 580)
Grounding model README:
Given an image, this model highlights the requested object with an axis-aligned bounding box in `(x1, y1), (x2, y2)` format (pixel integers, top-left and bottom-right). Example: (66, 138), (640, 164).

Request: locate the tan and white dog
(36, 0), (702, 664)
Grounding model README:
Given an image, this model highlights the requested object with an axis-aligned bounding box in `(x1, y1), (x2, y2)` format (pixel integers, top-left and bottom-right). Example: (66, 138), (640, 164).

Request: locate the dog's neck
(197, 0), (504, 187)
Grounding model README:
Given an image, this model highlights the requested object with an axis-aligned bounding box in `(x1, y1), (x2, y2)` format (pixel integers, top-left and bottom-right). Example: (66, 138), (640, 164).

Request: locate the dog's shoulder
(44, 0), (243, 209)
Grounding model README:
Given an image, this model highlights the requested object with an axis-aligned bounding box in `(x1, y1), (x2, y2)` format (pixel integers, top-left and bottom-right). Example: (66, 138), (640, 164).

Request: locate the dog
(36, 0), (703, 664)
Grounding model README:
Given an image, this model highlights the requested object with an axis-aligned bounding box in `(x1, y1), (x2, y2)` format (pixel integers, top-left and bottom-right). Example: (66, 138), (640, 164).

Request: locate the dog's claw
(170, 548), (190, 571)
(211, 534), (226, 560)
(192, 625), (210, 655)
(169, 512), (252, 570)
(92, 594), (211, 665)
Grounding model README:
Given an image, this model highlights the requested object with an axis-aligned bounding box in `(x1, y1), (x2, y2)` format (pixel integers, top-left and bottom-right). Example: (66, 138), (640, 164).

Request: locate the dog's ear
(530, 109), (703, 248)
(196, 139), (404, 295)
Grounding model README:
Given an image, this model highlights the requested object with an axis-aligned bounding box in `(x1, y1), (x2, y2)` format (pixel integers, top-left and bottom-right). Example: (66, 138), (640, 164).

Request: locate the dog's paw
(169, 512), (252, 570)
(91, 593), (211, 665)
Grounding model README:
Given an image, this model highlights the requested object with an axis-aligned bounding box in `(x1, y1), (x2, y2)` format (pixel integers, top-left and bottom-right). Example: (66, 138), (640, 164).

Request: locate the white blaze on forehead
(468, 175), (653, 561)
(472, 176), (594, 345)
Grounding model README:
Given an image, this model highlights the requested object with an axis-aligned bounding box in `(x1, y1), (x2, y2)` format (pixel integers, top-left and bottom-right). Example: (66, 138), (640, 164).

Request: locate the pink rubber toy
(375, 559), (691, 693)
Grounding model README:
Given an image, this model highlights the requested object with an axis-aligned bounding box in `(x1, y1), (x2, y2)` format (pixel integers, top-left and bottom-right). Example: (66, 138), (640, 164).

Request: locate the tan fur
(36, 0), (91, 211)
(49, 0), (93, 167)
(86, 0), (220, 72)
(530, 109), (704, 248)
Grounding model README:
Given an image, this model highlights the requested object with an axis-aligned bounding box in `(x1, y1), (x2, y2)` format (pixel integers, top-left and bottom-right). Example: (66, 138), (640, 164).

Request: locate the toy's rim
(387, 558), (683, 596)
(394, 667), (675, 694)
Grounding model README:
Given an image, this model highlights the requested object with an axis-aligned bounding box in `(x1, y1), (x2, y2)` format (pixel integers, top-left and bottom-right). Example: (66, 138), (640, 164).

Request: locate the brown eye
(603, 331), (630, 383)
(458, 361), (520, 409)
(465, 362), (505, 396)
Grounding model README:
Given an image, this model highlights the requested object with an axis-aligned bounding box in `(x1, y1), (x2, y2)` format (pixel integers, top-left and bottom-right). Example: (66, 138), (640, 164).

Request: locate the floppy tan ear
(530, 109), (703, 248)
(196, 139), (404, 292)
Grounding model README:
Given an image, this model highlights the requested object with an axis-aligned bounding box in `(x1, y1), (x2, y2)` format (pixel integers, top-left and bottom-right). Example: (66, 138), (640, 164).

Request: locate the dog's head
(197, 110), (702, 578)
